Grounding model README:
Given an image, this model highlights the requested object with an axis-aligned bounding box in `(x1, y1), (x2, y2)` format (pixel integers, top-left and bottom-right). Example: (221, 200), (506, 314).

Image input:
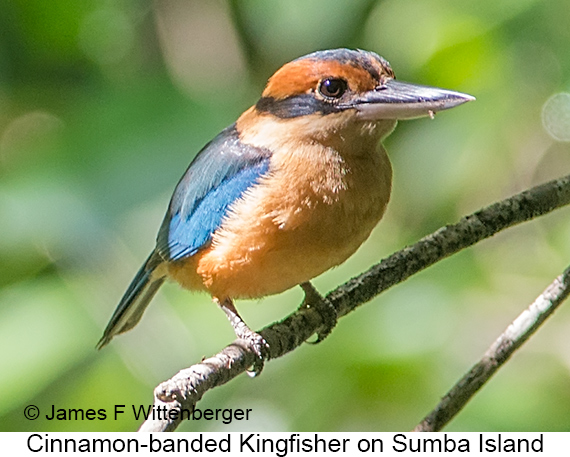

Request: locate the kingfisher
(97, 48), (473, 373)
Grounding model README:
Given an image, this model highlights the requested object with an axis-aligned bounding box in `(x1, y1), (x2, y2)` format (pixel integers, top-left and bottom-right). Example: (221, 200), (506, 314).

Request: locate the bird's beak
(352, 79), (475, 120)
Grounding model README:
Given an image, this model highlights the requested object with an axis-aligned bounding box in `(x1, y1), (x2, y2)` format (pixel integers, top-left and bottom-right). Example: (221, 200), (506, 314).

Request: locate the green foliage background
(1, 0), (570, 432)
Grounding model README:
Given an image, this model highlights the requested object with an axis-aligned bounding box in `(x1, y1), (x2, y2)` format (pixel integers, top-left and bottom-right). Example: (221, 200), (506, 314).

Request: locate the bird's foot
(300, 282), (337, 344)
(218, 298), (269, 377)
(237, 328), (269, 377)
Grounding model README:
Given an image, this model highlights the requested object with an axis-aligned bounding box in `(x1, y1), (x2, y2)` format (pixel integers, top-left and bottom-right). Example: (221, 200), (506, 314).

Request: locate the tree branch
(414, 263), (570, 432)
(139, 174), (570, 432)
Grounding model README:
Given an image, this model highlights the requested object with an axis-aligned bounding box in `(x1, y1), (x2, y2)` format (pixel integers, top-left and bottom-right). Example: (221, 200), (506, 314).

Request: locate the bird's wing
(156, 123), (272, 261)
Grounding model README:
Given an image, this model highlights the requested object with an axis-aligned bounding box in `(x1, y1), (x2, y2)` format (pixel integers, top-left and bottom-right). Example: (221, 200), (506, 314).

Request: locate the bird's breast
(168, 113), (394, 300)
(171, 130), (390, 299)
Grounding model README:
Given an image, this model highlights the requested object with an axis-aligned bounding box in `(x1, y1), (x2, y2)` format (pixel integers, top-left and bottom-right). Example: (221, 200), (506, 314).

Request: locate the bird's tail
(97, 251), (166, 349)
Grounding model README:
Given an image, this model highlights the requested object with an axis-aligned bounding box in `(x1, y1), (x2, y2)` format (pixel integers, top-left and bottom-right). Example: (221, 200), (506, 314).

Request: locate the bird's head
(237, 48), (473, 146)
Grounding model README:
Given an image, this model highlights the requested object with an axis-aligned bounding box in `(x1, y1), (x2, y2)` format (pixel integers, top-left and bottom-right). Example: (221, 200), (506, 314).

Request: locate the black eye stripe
(256, 94), (339, 118)
(255, 79), (351, 118)
(319, 78), (348, 99)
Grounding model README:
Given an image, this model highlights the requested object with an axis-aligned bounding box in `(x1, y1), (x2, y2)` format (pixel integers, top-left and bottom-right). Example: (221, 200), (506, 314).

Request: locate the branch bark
(139, 174), (570, 432)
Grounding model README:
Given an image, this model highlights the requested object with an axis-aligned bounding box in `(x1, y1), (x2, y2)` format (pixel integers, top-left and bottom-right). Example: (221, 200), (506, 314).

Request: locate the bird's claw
(217, 297), (269, 377)
(300, 282), (338, 344)
(242, 330), (269, 377)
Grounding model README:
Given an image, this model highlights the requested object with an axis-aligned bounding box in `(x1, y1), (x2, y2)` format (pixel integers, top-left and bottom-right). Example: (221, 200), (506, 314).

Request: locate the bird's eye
(318, 78), (347, 99)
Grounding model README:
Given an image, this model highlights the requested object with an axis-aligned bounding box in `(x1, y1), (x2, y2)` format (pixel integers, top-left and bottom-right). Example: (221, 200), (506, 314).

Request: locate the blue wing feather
(156, 124), (272, 261)
(98, 124), (271, 348)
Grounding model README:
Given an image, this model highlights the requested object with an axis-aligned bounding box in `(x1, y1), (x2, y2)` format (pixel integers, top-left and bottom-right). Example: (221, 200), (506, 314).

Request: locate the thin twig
(414, 264), (570, 432)
(139, 174), (570, 432)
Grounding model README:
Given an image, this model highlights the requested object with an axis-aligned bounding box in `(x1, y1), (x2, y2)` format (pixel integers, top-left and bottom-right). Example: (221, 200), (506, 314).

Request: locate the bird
(97, 48), (473, 374)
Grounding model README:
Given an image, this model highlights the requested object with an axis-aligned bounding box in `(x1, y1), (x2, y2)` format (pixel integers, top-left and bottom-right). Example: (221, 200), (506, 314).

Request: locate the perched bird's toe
(242, 330), (270, 377)
(300, 282), (338, 344)
(217, 297), (269, 376)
